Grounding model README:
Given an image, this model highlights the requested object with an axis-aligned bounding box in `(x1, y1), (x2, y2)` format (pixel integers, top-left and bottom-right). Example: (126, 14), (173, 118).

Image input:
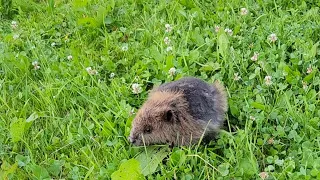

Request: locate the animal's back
(157, 77), (226, 128)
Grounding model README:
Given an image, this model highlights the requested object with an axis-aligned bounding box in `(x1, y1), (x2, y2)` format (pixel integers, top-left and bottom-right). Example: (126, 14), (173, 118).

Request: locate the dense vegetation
(1, 0), (319, 179)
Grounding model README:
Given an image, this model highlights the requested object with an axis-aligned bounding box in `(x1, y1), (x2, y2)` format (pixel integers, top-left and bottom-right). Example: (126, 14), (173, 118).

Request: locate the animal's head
(128, 91), (188, 146)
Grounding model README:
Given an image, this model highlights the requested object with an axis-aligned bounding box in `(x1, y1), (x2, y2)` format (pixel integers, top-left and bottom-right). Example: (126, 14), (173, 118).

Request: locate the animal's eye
(144, 126), (152, 134)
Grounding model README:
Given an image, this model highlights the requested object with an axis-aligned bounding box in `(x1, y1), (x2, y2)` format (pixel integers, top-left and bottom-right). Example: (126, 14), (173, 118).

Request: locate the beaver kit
(129, 77), (228, 146)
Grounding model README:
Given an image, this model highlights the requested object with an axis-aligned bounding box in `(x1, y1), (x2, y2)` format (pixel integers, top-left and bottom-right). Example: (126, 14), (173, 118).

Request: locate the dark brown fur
(129, 77), (228, 146)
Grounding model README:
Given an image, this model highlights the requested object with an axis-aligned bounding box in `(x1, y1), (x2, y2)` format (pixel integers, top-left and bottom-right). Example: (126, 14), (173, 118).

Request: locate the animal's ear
(164, 110), (179, 123)
(165, 110), (174, 122)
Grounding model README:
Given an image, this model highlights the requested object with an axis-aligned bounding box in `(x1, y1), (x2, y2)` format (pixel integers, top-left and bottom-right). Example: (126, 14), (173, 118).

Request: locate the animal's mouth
(128, 135), (139, 144)
(128, 135), (145, 146)
(128, 136), (135, 143)
(128, 136), (174, 146)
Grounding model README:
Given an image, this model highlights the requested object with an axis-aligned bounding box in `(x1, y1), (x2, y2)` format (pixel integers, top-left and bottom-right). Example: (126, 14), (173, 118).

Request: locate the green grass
(1, 0), (320, 179)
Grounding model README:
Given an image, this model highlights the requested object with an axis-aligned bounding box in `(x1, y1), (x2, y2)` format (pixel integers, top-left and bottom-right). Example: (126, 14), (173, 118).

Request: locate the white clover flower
(67, 55), (73, 60)
(132, 83), (142, 94)
(166, 46), (173, 52)
(169, 67), (176, 76)
(32, 61), (40, 70)
(11, 21), (18, 29)
(269, 33), (277, 42)
(32, 61), (38, 66)
(91, 70), (98, 75)
(121, 44), (128, 51)
(240, 8), (248, 16)
(267, 137), (274, 144)
(259, 172), (269, 180)
(306, 66), (312, 74)
(214, 25), (220, 32)
(164, 37), (171, 45)
(51, 42), (56, 47)
(224, 28), (233, 36)
(109, 72), (115, 78)
(13, 34), (19, 40)
(251, 52), (259, 61)
(234, 73), (241, 81)
(86, 67), (92, 71)
(264, 76), (272, 86)
(302, 81), (308, 89)
(249, 116), (255, 121)
(165, 24), (173, 33)
(86, 67), (98, 75)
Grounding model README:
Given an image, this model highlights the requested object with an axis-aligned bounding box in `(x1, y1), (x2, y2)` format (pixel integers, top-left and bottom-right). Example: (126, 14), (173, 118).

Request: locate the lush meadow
(1, 0), (320, 179)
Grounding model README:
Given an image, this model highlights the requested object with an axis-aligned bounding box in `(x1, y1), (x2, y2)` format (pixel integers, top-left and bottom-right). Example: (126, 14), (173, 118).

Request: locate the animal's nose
(128, 136), (136, 144)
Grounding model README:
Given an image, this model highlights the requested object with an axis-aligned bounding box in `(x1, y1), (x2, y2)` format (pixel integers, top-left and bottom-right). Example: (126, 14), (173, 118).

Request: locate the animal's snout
(128, 136), (136, 144)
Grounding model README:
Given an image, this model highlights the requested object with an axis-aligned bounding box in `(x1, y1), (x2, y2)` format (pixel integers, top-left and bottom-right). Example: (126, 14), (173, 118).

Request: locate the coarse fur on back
(129, 77), (228, 146)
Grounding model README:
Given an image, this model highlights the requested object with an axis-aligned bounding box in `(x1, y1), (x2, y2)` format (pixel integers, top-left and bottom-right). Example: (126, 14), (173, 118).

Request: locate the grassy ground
(1, 0), (320, 179)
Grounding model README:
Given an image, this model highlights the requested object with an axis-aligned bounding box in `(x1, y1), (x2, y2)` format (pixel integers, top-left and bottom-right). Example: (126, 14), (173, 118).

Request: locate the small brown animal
(128, 77), (228, 146)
